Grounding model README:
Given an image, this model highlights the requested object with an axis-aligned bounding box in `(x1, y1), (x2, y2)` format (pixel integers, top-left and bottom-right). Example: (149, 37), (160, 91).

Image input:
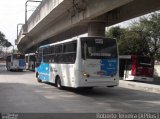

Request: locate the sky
(0, 1), (25, 46)
(0, 0), (39, 50)
(0, 1), (157, 51)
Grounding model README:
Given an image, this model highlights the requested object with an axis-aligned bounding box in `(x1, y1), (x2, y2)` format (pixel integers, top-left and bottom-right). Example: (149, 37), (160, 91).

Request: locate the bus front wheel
(36, 73), (42, 83)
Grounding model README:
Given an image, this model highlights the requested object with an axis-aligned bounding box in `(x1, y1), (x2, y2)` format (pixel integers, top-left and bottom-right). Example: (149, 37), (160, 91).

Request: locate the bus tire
(85, 87), (94, 90)
(56, 76), (62, 89)
(107, 86), (115, 88)
(36, 73), (42, 83)
(19, 69), (23, 72)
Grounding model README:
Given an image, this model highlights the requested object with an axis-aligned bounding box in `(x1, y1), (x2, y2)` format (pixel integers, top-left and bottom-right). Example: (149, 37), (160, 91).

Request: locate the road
(0, 63), (160, 113)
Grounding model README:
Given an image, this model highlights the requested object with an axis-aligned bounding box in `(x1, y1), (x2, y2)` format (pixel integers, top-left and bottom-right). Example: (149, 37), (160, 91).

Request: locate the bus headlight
(83, 72), (90, 78)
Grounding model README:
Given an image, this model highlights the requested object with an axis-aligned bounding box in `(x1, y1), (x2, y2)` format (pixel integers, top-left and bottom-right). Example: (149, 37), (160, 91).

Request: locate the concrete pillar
(88, 22), (105, 37)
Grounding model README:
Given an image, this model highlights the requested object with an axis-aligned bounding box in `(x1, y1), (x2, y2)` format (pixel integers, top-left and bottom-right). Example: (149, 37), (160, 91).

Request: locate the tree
(138, 12), (160, 59)
(0, 31), (6, 46)
(106, 12), (160, 59)
(0, 31), (12, 59)
(106, 26), (125, 41)
(0, 31), (12, 48)
(118, 26), (149, 56)
(106, 25), (150, 55)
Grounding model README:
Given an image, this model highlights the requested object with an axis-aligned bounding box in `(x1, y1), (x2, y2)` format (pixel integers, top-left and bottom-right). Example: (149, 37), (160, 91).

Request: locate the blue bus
(35, 36), (119, 89)
(6, 53), (25, 71)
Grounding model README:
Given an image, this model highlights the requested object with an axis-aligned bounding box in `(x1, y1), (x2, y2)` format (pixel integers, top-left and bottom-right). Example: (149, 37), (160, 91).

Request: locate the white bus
(6, 53), (25, 71)
(25, 53), (36, 71)
(35, 37), (119, 89)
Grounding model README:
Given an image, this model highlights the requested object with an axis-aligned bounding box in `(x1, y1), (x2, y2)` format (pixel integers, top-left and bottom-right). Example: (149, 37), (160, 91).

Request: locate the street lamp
(25, 0), (42, 24)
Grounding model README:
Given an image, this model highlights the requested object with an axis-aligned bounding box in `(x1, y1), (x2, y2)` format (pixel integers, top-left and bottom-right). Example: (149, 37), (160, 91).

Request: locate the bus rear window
(81, 37), (117, 59)
(138, 56), (152, 67)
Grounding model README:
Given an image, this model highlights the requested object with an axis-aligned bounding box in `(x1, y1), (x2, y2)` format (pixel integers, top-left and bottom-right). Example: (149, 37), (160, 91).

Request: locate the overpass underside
(16, 0), (160, 53)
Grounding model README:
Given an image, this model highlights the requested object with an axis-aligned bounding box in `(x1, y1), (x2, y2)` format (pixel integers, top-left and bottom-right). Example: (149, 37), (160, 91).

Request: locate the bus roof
(119, 55), (151, 59)
(7, 53), (24, 56)
(39, 38), (78, 48)
(119, 55), (132, 59)
(25, 53), (35, 56)
(39, 36), (116, 49)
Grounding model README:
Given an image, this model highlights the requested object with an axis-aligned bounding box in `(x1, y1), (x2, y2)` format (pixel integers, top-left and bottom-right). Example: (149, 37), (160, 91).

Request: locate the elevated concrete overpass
(16, 0), (160, 53)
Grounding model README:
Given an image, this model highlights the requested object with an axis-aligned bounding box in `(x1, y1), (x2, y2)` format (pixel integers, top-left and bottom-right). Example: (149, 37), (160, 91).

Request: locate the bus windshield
(138, 56), (152, 67)
(13, 54), (25, 59)
(81, 37), (117, 59)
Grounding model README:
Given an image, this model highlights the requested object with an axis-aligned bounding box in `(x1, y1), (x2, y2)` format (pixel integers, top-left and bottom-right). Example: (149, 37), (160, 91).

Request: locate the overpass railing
(27, 0), (64, 32)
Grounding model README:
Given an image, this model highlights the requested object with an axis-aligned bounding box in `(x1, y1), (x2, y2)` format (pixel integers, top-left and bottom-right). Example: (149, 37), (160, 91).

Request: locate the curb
(119, 80), (160, 94)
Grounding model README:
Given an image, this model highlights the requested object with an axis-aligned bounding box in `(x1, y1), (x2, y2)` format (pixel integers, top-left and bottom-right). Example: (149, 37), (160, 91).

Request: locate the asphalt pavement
(0, 63), (160, 114)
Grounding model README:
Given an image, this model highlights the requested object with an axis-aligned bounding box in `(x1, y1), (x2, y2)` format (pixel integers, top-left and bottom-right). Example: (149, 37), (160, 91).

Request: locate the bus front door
(123, 59), (132, 80)
(50, 66), (55, 83)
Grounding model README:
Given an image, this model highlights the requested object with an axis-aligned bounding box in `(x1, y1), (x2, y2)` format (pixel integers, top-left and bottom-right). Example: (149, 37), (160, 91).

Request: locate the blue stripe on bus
(101, 58), (117, 76)
(37, 62), (50, 81)
(19, 59), (25, 67)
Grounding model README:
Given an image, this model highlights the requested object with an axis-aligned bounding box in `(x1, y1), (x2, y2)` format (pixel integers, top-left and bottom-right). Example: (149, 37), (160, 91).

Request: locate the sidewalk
(119, 79), (160, 94)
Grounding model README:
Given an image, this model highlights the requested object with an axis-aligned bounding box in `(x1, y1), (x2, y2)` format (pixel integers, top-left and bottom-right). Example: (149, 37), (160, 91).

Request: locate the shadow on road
(0, 82), (160, 112)
(0, 64), (34, 75)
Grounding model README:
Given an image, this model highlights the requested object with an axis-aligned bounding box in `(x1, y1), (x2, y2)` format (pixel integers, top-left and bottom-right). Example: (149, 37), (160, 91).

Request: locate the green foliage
(118, 26), (149, 56)
(106, 26), (125, 41)
(139, 12), (160, 59)
(106, 12), (160, 59)
(0, 31), (12, 48)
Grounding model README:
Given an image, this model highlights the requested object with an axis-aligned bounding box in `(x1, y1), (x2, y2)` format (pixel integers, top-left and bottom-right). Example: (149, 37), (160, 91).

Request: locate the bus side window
(54, 45), (63, 63)
(81, 41), (87, 60)
(36, 48), (43, 67)
(63, 41), (77, 63)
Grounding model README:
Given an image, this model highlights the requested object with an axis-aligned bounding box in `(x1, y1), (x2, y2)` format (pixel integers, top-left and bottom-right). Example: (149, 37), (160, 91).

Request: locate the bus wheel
(7, 66), (10, 71)
(36, 73), (42, 83)
(8, 67), (11, 71)
(56, 76), (62, 89)
(85, 87), (94, 90)
(19, 69), (23, 72)
(107, 86), (115, 88)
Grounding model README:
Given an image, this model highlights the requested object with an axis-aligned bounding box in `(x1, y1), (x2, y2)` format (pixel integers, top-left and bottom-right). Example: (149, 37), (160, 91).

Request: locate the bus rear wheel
(56, 76), (62, 89)
(18, 69), (23, 72)
(6, 67), (9, 71)
(7, 66), (11, 71)
(85, 87), (94, 90)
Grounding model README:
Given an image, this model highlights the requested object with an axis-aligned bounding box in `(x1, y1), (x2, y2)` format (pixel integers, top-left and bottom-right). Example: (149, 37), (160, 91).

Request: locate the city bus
(36, 36), (119, 89)
(6, 53), (25, 71)
(119, 55), (154, 82)
(25, 53), (36, 71)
